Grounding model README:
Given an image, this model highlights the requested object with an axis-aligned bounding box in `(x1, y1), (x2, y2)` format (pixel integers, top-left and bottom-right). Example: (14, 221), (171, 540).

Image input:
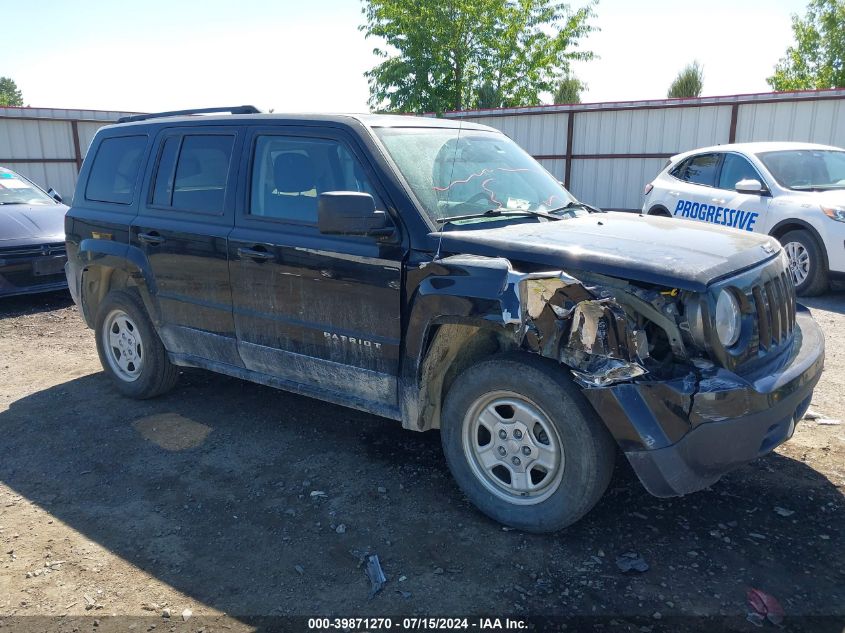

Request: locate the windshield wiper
(435, 208), (563, 224)
(546, 201), (603, 214)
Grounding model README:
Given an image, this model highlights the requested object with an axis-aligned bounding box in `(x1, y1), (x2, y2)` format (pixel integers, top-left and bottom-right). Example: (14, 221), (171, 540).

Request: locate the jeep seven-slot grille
(750, 268), (796, 352)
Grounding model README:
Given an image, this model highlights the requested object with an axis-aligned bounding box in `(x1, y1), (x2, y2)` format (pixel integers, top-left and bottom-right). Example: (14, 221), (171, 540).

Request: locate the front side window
(674, 153), (720, 187)
(757, 149), (845, 191)
(373, 127), (577, 225)
(719, 154), (763, 191)
(249, 135), (383, 223)
(0, 167), (55, 206)
(86, 135), (147, 204)
(151, 134), (234, 213)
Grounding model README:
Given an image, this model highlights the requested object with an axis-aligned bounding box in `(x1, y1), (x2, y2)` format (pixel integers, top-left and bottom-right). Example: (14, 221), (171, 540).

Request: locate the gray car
(0, 166), (69, 297)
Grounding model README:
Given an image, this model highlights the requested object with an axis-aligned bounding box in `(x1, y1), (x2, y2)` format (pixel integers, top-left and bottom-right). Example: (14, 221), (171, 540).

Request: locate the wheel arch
(77, 241), (160, 328)
(768, 218), (829, 273)
(647, 204), (672, 217)
(410, 322), (517, 432)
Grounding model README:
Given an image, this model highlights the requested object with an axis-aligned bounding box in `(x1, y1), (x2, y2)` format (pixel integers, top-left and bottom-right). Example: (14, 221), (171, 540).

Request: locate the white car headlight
(715, 289), (741, 347)
(821, 205), (845, 222)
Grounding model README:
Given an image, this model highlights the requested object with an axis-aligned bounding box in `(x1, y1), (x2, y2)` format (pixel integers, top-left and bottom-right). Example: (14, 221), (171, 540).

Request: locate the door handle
(711, 198), (726, 204)
(237, 247), (274, 262)
(668, 191), (680, 197)
(137, 232), (165, 245)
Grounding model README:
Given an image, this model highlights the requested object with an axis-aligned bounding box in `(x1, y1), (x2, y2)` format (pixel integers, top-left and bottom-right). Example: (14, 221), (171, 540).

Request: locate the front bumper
(584, 306), (824, 497)
(0, 244), (68, 298)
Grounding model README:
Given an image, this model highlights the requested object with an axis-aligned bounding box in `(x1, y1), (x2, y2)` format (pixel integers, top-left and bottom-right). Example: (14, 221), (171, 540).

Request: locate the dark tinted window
(250, 135), (383, 223)
(681, 153), (720, 187)
(719, 154), (761, 190)
(151, 134), (234, 213)
(85, 135), (147, 204)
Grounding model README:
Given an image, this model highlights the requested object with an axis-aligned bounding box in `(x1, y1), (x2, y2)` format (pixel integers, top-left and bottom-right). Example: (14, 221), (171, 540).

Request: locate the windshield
(0, 168), (56, 205)
(373, 127), (579, 225)
(756, 149), (845, 191)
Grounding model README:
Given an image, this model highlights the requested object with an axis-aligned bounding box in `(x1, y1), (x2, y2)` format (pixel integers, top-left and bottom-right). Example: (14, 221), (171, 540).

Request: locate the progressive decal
(674, 199), (758, 231)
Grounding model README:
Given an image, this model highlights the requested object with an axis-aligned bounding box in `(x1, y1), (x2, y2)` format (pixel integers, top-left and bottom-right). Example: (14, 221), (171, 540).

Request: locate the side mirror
(47, 188), (63, 203)
(735, 179), (768, 196)
(317, 192), (393, 237)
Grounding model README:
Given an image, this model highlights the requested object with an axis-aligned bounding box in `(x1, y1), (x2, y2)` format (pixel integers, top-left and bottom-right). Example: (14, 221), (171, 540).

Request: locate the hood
(0, 203), (68, 248)
(776, 189), (845, 207)
(435, 212), (778, 292)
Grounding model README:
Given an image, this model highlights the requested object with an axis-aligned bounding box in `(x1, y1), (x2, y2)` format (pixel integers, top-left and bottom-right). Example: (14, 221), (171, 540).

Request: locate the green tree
(0, 77), (24, 107)
(667, 61), (703, 98)
(767, 0), (845, 91)
(553, 73), (585, 103)
(477, 80), (501, 109)
(360, 0), (598, 114)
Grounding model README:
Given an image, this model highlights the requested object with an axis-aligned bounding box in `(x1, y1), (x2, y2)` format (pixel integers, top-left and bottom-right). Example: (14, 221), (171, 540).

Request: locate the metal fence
(0, 107), (136, 201)
(443, 89), (845, 211)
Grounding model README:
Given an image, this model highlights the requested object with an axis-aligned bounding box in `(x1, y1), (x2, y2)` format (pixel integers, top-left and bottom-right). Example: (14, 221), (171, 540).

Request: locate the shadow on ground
(1, 367), (843, 627)
(0, 290), (73, 318)
(801, 284), (845, 315)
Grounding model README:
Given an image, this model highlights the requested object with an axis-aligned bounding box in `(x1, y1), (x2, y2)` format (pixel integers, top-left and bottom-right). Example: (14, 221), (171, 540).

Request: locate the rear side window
(151, 134), (235, 214)
(671, 153), (720, 187)
(85, 135), (147, 204)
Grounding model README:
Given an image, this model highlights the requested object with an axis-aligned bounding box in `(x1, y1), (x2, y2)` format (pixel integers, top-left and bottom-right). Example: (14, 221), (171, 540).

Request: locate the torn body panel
(402, 254), (661, 431)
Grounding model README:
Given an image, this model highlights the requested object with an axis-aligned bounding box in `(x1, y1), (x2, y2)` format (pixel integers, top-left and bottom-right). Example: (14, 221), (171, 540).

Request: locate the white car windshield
(0, 168), (55, 205)
(373, 127), (582, 225)
(757, 149), (845, 192)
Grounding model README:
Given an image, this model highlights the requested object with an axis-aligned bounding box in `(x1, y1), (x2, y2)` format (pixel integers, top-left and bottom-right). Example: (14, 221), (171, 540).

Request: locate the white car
(642, 142), (845, 296)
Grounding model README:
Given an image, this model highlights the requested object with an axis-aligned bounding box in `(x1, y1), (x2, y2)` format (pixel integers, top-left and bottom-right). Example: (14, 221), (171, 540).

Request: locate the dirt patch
(0, 290), (842, 631)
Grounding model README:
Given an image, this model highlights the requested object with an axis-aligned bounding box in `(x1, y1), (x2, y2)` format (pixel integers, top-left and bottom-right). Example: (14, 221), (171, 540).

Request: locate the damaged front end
(469, 256), (823, 498)
(511, 268), (683, 389)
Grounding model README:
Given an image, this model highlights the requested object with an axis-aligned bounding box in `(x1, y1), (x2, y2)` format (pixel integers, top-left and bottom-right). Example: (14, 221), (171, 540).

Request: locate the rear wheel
(95, 290), (179, 398)
(648, 206), (671, 217)
(440, 354), (615, 532)
(780, 229), (828, 296)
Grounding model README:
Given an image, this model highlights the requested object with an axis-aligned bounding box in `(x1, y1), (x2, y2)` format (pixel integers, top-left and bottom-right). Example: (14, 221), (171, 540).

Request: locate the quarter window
(85, 135), (147, 204)
(249, 135), (383, 223)
(151, 134), (235, 213)
(719, 154), (762, 190)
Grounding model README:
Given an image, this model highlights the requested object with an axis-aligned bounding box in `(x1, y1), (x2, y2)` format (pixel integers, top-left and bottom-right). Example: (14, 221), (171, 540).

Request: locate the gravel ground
(0, 290), (842, 632)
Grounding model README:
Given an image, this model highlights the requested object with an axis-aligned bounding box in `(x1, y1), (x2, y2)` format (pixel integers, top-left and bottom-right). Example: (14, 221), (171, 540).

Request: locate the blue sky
(4, 0), (809, 112)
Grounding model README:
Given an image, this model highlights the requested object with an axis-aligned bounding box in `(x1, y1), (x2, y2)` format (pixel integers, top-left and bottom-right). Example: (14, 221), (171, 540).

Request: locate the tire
(440, 353), (616, 532)
(780, 229), (828, 297)
(648, 206), (671, 217)
(94, 289), (179, 399)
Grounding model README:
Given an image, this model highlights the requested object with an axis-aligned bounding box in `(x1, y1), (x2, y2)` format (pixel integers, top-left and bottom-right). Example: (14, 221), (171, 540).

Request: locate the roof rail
(117, 105), (261, 124)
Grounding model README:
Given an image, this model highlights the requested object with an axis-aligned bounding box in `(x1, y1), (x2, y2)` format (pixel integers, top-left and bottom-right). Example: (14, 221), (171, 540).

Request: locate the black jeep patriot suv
(65, 106), (825, 532)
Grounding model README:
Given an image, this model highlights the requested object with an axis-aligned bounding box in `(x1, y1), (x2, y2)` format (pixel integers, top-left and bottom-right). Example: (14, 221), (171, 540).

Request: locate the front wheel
(440, 354), (615, 532)
(780, 229), (828, 296)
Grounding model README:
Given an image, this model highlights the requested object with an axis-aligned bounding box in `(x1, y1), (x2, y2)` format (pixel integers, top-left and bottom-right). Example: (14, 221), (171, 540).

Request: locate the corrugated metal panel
(0, 108), (133, 197)
(536, 158), (566, 182)
(573, 106), (731, 155)
(459, 112), (569, 156)
(444, 88), (845, 118)
(735, 99), (845, 147)
(0, 106), (137, 121)
(5, 162), (78, 201)
(0, 120), (75, 159)
(77, 121), (111, 157)
(570, 158), (666, 210)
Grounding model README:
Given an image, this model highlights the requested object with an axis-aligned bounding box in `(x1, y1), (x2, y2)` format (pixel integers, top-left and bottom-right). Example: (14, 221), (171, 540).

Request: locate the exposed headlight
(821, 205), (845, 222)
(715, 289), (741, 347)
